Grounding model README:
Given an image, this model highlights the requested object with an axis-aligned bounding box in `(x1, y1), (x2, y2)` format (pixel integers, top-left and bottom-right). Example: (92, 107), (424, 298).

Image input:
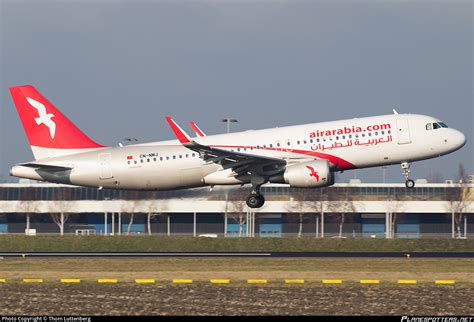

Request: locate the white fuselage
(11, 113), (466, 190)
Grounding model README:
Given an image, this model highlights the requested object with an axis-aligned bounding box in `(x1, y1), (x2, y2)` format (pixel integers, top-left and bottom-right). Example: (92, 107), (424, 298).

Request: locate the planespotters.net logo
(401, 317), (474, 322)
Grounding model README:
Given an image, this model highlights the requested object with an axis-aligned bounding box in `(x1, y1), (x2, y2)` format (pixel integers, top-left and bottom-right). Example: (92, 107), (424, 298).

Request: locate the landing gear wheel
(405, 179), (415, 189)
(246, 194), (265, 208)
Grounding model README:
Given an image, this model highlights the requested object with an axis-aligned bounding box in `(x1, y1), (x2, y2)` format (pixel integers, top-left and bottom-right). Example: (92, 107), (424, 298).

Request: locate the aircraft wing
(166, 117), (286, 177)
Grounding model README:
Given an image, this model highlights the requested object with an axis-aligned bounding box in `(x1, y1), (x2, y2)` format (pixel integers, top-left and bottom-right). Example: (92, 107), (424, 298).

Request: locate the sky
(0, 0), (472, 183)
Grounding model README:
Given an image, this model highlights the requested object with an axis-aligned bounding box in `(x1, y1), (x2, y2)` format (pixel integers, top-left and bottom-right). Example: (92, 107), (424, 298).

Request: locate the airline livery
(9, 85), (466, 208)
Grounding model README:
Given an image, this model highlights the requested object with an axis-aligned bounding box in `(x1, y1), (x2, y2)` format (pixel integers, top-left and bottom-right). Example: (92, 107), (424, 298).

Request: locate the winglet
(165, 117), (192, 144)
(189, 121), (206, 137)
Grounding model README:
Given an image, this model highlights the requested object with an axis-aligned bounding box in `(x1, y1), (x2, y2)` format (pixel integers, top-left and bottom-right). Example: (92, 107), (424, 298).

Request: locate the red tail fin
(9, 85), (105, 159)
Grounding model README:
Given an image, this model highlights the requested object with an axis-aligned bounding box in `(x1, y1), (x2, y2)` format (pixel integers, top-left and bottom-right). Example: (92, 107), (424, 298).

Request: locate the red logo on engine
(306, 165), (319, 182)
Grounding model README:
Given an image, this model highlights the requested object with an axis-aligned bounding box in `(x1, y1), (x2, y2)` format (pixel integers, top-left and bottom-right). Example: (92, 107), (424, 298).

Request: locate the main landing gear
(401, 162), (415, 189)
(246, 180), (265, 208)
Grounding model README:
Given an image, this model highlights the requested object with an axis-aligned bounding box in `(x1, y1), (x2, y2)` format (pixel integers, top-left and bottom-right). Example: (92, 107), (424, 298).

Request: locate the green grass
(0, 235), (473, 252)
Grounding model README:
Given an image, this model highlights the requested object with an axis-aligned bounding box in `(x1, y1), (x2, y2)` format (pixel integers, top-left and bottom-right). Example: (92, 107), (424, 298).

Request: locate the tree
(50, 212), (70, 236)
(50, 186), (72, 235)
(223, 188), (250, 237)
(18, 187), (36, 232)
(446, 163), (471, 238)
(227, 193), (248, 237)
(286, 188), (323, 238)
(326, 189), (356, 238)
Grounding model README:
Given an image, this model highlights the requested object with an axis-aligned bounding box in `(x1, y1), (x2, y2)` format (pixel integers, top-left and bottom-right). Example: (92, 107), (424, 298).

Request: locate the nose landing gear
(401, 162), (415, 189)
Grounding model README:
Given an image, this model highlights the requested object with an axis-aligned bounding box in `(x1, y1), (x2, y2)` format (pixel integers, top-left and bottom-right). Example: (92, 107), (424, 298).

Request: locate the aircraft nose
(451, 129), (466, 150)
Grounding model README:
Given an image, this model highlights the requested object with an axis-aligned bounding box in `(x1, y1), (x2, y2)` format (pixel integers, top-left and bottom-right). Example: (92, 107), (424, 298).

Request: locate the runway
(0, 252), (473, 258)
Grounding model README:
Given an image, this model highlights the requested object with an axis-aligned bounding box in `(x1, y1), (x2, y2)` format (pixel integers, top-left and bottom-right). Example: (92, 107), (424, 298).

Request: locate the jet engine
(273, 160), (334, 188)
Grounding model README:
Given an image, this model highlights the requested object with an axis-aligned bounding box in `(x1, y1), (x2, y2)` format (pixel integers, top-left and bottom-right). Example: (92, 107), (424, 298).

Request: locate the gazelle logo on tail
(26, 97), (56, 139)
(306, 165), (319, 182)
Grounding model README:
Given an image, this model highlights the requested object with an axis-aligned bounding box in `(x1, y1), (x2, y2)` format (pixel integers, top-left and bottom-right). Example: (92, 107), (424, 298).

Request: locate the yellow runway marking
(322, 280), (342, 284)
(285, 279), (305, 284)
(247, 279), (268, 284)
(0, 279), (6, 283)
(172, 279), (193, 284)
(360, 280), (380, 284)
(97, 279), (118, 283)
(135, 279), (156, 284)
(23, 279), (43, 283)
(435, 280), (455, 285)
(210, 279), (230, 284)
(398, 280), (417, 284)
(60, 279), (81, 283)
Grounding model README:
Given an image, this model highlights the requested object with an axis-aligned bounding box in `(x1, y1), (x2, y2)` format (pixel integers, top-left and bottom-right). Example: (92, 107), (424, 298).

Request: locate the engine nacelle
(282, 160), (334, 188)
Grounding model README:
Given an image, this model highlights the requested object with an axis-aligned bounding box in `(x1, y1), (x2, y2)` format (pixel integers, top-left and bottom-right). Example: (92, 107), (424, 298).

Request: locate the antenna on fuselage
(393, 109), (399, 115)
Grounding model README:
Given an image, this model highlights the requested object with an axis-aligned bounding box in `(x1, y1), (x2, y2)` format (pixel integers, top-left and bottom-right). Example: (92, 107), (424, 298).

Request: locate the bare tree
(124, 190), (146, 235)
(326, 189), (356, 238)
(50, 212), (70, 236)
(446, 164), (471, 238)
(286, 188), (323, 238)
(227, 198), (247, 237)
(50, 187), (72, 235)
(18, 187), (36, 232)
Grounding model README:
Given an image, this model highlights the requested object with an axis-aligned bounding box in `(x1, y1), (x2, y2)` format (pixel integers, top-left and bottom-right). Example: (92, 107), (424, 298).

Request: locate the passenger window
(426, 123), (432, 130)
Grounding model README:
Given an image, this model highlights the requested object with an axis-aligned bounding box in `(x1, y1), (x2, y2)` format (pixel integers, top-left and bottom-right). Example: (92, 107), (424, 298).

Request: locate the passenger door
(396, 119), (412, 144)
(99, 153), (113, 179)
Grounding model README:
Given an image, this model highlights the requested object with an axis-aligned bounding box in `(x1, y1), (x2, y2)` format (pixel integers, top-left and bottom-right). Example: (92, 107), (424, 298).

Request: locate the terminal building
(0, 178), (473, 238)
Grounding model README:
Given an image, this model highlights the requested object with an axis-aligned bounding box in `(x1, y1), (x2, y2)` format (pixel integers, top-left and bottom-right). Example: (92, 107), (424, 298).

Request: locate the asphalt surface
(1, 252), (473, 258)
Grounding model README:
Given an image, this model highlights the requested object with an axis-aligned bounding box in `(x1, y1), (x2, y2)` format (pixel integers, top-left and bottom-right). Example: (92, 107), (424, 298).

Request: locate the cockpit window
(427, 122), (448, 130)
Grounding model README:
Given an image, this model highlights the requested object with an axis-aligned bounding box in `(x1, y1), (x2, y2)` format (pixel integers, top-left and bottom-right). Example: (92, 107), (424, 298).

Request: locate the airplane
(8, 85), (466, 208)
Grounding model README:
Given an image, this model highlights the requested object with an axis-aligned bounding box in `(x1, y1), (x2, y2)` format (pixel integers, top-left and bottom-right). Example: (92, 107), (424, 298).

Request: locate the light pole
(222, 118), (238, 133)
